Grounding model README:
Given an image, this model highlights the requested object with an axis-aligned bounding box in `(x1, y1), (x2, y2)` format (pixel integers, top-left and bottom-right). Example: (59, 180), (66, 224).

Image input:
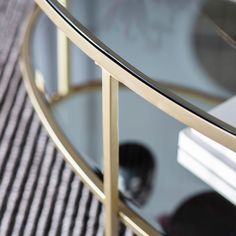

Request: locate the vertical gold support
(102, 69), (119, 236)
(57, 0), (70, 95)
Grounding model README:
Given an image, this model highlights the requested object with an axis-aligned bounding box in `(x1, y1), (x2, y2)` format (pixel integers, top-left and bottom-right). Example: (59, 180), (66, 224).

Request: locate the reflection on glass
(159, 191), (236, 236)
(195, 0), (236, 93)
(119, 142), (156, 207)
(94, 142), (156, 207)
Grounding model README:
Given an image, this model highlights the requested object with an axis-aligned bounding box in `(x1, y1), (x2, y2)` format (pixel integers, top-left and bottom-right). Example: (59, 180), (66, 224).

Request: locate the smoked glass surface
(47, 0), (236, 135)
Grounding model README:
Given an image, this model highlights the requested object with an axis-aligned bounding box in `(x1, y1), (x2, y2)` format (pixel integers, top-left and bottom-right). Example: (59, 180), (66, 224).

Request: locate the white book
(178, 95), (236, 202)
(178, 148), (236, 206)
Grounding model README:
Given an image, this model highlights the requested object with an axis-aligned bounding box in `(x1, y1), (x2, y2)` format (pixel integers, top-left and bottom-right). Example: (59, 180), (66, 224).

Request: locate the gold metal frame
(48, 81), (225, 107)
(21, 1), (236, 235)
(21, 7), (161, 236)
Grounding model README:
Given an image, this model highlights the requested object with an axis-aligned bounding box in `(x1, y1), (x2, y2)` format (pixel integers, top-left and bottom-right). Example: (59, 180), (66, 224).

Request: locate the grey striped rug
(0, 0), (133, 235)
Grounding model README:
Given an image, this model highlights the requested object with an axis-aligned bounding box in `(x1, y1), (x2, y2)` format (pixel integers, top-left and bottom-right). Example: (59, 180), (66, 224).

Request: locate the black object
(119, 142), (156, 207)
(163, 191), (236, 236)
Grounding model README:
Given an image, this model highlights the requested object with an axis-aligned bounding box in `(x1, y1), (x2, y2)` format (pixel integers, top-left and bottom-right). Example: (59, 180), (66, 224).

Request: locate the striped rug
(0, 0), (133, 235)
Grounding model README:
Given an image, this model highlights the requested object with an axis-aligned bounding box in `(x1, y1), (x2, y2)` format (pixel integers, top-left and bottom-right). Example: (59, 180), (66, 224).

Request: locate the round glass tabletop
(44, 0), (236, 138)
(26, 3), (236, 234)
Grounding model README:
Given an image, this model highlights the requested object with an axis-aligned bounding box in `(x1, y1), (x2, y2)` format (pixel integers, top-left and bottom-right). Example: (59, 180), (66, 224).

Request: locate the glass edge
(47, 0), (236, 137)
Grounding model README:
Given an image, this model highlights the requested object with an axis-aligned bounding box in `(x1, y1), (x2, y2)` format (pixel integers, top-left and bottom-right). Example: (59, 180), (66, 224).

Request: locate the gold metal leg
(57, 0), (70, 95)
(102, 69), (119, 236)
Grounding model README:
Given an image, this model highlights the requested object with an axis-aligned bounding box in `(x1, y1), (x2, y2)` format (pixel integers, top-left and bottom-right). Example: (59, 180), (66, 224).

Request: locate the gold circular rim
(48, 81), (225, 107)
(20, 7), (161, 236)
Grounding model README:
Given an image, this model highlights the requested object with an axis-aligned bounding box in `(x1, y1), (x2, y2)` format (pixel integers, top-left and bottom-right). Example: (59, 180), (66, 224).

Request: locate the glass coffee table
(21, 0), (236, 235)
